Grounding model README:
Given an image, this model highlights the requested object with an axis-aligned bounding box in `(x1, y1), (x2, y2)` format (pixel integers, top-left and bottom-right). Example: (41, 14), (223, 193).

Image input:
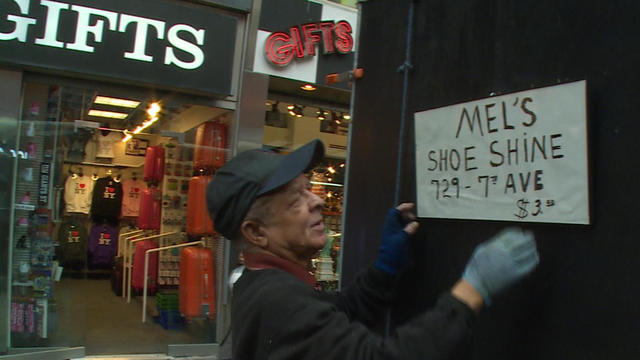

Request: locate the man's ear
(239, 219), (269, 248)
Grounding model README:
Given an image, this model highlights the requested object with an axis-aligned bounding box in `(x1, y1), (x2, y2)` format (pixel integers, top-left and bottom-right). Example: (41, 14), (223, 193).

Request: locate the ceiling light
(317, 109), (326, 120)
(122, 102), (162, 143)
(94, 96), (140, 108)
(121, 132), (132, 143)
(146, 102), (161, 117)
(301, 84), (316, 91)
(342, 113), (351, 120)
(88, 109), (128, 119)
(288, 105), (303, 117)
(133, 116), (159, 134)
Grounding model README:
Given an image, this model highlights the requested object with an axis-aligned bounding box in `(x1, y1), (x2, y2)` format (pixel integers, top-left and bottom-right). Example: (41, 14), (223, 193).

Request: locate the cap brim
(258, 139), (324, 196)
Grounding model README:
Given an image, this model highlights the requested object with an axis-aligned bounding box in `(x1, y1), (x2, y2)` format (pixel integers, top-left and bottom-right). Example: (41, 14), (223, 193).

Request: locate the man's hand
(462, 227), (540, 306)
(374, 203), (419, 275)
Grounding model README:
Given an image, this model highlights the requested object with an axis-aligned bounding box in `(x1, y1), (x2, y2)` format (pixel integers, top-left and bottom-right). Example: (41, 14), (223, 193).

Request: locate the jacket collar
(243, 251), (317, 287)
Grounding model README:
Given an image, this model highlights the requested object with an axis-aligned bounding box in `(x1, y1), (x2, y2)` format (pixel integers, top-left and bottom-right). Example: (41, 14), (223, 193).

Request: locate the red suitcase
(132, 240), (158, 295)
(193, 121), (226, 173)
(143, 146), (165, 183)
(186, 176), (214, 236)
(138, 187), (161, 230)
(179, 247), (215, 319)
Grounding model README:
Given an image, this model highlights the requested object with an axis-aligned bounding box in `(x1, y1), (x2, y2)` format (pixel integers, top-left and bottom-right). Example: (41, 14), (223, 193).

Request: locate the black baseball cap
(206, 139), (325, 240)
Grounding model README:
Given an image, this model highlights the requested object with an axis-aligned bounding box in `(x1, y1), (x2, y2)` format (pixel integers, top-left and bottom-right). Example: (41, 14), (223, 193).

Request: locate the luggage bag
(186, 176), (214, 236)
(138, 187), (161, 230)
(132, 240), (158, 295)
(143, 146), (165, 183)
(179, 247), (215, 319)
(193, 121), (226, 173)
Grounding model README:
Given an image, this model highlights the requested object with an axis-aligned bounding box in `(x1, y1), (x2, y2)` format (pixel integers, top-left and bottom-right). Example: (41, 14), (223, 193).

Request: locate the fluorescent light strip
(132, 116), (159, 134)
(88, 109), (128, 119)
(94, 96), (140, 108)
(310, 181), (343, 188)
(122, 103), (162, 143)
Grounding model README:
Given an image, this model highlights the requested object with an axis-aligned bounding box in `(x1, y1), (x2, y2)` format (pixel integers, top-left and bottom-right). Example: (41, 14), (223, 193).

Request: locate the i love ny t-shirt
(91, 176), (123, 223)
(121, 178), (145, 217)
(88, 224), (118, 267)
(64, 175), (95, 214)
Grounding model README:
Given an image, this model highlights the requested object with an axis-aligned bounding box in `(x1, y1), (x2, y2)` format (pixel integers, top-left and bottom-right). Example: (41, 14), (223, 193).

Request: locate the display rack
(158, 141), (190, 287)
(141, 240), (205, 323)
(122, 231), (177, 303)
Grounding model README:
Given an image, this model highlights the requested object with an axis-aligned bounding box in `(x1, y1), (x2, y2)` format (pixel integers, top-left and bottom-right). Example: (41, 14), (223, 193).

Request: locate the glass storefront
(260, 96), (351, 291)
(2, 74), (352, 356)
(0, 0), (357, 356)
(6, 76), (233, 354)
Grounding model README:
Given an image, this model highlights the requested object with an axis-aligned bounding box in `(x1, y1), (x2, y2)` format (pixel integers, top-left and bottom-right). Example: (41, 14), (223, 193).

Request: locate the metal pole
(121, 231), (144, 299)
(140, 241), (204, 323)
(388, 0), (416, 337)
(126, 231), (176, 303)
(142, 252), (149, 323)
(394, 0), (416, 204)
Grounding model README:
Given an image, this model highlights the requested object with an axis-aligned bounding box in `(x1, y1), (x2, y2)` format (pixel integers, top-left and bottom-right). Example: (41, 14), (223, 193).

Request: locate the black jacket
(231, 261), (475, 360)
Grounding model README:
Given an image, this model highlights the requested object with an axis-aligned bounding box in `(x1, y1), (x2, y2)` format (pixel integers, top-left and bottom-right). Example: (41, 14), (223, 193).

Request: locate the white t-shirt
(64, 175), (95, 214)
(95, 131), (122, 158)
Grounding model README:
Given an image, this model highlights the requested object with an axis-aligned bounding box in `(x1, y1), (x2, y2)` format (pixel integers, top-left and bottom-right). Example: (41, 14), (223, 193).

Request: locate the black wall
(342, 1), (640, 358)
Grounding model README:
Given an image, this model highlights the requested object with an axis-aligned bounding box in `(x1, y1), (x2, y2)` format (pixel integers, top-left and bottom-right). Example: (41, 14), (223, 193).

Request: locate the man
(207, 139), (539, 360)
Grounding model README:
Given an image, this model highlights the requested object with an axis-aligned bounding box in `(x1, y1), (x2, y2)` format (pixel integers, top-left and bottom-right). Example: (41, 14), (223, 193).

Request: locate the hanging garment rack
(141, 240), (205, 323)
(124, 231), (177, 303)
(120, 230), (147, 298)
(118, 229), (144, 257)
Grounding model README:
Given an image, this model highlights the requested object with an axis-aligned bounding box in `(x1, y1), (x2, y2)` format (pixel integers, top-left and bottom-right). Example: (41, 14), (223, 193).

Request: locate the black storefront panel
(0, 0), (237, 95)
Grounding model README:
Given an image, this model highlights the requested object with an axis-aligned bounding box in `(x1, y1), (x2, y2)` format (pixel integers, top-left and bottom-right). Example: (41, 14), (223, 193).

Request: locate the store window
(261, 100), (349, 291)
(8, 77), (231, 354)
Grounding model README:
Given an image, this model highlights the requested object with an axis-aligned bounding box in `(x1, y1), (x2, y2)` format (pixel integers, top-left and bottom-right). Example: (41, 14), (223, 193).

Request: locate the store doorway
(5, 75), (231, 355)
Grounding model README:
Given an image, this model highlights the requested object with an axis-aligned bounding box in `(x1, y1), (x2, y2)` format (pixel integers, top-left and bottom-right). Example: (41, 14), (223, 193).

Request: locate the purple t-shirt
(88, 224), (118, 267)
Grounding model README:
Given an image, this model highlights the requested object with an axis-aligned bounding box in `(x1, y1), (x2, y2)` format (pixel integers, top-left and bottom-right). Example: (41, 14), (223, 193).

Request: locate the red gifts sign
(265, 20), (353, 66)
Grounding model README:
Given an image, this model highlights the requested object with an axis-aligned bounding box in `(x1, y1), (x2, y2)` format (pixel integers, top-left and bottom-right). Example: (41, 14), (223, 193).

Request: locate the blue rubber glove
(462, 227), (539, 306)
(374, 204), (419, 275)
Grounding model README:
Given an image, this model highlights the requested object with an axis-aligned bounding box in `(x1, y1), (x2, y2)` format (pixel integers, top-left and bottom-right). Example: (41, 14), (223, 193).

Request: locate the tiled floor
(48, 278), (215, 355)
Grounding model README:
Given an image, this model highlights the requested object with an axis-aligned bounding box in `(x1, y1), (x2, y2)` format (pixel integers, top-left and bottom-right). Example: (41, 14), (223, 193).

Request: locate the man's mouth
(311, 219), (324, 229)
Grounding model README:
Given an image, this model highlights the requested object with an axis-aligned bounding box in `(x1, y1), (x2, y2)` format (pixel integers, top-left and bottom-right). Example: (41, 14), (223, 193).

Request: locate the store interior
(7, 75), (350, 354)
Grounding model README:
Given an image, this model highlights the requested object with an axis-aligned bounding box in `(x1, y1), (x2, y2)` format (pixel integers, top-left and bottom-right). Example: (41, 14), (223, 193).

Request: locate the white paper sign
(414, 80), (589, 224)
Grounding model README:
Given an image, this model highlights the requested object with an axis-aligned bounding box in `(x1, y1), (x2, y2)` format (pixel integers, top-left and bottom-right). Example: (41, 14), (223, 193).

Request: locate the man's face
(262, 173), (327, 265)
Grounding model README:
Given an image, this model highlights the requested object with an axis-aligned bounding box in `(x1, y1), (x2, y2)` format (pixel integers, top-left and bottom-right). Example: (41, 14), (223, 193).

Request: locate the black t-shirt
(91, 176), (123, 224)
(56, 220), (88, 270)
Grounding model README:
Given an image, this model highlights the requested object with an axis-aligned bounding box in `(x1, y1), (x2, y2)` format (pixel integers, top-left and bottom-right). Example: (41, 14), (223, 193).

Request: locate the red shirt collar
(243, 251), (317, 287)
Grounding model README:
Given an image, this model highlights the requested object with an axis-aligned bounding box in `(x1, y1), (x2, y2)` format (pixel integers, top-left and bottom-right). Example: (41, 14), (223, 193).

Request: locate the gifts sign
(414, 81), (589, 224)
